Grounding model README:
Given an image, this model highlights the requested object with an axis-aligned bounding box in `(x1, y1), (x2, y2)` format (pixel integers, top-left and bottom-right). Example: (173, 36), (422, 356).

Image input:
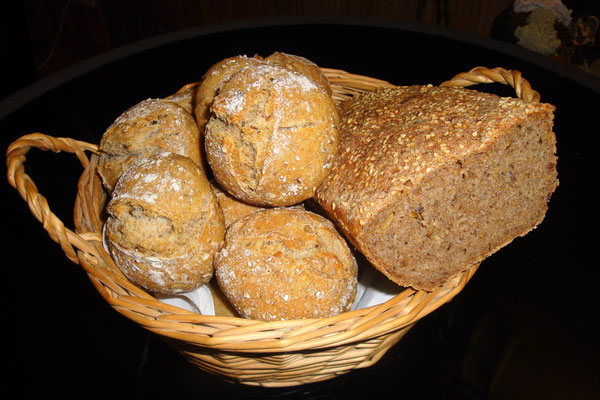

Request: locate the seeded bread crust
(315, 85), (558, 291)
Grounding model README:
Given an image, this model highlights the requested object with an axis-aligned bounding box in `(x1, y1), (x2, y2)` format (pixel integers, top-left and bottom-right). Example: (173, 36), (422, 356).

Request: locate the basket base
(165, 325), (413, 387)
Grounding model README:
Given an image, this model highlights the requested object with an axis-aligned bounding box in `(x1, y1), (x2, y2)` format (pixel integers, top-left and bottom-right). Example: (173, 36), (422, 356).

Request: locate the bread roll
(98, 98), (203, 193)
(104, 152), (225, 295)
(214, 208), (358, 321)
(205, 63), (340, 207)
(315, 86), (559, 291)
(165, 83), (197, 114)
(210, 179), (265, 228)
(207, 278), (239, 317)
(265, 51), (332, 96)
(193, 55), (264, 133)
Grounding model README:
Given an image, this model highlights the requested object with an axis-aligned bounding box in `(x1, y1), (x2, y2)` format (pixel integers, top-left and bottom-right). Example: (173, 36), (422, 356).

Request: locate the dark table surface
(2, 16), (599, 400)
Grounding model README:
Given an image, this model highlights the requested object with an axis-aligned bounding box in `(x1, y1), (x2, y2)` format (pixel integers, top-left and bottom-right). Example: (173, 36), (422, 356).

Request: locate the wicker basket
(5, 66), (539, 387)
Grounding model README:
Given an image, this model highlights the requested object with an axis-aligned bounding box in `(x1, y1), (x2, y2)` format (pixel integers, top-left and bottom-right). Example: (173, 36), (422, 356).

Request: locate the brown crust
(193, 55), (264, 134)
(97, 98), (203, 193)
(214, 208), (358, 321)
(205, 63), (340, 207)
(210, 179), (265, 228)
(105, 152), (225, 295)
(265, 51), (333, 96)
(165, 83), (196, 114)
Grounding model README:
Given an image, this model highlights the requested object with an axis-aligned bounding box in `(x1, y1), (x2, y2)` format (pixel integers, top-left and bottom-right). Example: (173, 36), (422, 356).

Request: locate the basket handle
(440, 66), (540, 103)
(6, 133), (100, 264)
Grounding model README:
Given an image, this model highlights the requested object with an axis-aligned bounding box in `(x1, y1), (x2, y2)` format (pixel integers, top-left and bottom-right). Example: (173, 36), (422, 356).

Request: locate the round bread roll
(214, 208), (358, 321)
(164, 82), (197, 114)
(98, 98), (203, 193)
(205, 63), (340, 207)
(210, 179), (265, 228)
(104, 152), (225, 295)
(265, 51), (332, 96)
(207, 278), (239, 317)
(193, 55), (264, 133)
(211, 179), (306, 227)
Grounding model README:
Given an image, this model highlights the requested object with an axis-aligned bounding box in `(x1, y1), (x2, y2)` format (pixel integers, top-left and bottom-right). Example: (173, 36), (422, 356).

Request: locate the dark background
(3, 0), (600, 102)
(2, 1), (599, 399)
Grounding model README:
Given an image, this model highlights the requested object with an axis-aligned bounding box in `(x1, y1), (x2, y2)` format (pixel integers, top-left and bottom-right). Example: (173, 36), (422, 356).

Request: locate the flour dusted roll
(214, 208), (358, 321)
(97, 98), (203, 193)
(265, 51), (332, 96)
(193, 55), (264, 133)
(104, 152), (225, 295)
(205, 63), (340, 207)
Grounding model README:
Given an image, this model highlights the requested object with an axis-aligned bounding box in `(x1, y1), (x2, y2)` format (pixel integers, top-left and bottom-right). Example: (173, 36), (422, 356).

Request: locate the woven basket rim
(5, 65), (535, 354)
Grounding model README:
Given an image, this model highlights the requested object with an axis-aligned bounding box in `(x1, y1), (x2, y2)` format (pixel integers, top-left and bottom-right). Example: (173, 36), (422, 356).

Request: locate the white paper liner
(155, 284), (215, 315)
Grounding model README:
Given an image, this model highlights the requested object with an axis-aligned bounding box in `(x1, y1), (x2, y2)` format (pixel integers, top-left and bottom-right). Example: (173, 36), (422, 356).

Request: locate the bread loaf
(104, 152), (225, 295)
(194, 53), (331, 134)
(214, 208), (358, 321)
(315, 85), (558, 291)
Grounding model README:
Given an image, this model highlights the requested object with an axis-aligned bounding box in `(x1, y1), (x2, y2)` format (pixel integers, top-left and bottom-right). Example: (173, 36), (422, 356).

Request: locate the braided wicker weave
(5, 66), (537, 387)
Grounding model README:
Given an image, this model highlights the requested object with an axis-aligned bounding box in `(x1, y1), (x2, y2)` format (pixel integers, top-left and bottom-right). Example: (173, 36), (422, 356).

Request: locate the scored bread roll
(214, 208), (358, 321)
(97, 98), (203, 193)
(205, 63), (340, 207)
(265, 51), (332, 96)
(104, 152), (225, 295)
(315, 85), (558, 291)
(193, 55), (264, 133)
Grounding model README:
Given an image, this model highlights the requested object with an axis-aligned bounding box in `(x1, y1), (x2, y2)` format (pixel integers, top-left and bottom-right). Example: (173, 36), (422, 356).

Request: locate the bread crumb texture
(105, 152), (225, 295)
(214, 208), (358, 321)
(316, 85), (558, 291)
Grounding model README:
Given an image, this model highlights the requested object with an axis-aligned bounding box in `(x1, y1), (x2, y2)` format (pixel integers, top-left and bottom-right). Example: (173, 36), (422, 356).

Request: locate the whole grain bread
(97, 98), (203, 193)
(210, 179), (265, 228)
(265, 51), (333, 96)
(315, 85), (558, 291)
(205, 63), (340, 207)
(104, 152), (225, 295)
(164, 83), (197, 114)
(193, 55), (264, 133)
(214, 208), (358, 321)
